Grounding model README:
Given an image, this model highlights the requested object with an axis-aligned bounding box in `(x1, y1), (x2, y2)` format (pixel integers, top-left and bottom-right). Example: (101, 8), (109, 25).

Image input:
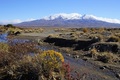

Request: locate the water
(11, 39), (30, 44)
(0, 33), (8, 43)
(0, 33), (31, 44)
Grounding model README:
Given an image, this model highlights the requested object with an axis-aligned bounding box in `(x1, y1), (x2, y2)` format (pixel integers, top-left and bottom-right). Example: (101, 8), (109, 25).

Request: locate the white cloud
(0, 18), (36, 24)
(0, 19), (22, 24)
(88, 15), (120, 24)
(25, 18), (36, 21)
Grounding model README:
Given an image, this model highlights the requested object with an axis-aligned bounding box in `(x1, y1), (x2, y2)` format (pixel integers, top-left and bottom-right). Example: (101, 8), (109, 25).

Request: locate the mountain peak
(81, 14), (96, 20)
(42, 13), (120, 24)
(43, 13), (82, 20)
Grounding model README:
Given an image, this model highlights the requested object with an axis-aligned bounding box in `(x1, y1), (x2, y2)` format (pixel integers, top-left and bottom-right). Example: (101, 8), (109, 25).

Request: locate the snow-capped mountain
(43, 13), (82, 20)
(43, 13), (120, 24)
(15, 13), (120, 27)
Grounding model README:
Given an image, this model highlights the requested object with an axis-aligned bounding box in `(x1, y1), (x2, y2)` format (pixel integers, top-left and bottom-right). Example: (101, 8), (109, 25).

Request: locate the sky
(0, 0), (120, 24)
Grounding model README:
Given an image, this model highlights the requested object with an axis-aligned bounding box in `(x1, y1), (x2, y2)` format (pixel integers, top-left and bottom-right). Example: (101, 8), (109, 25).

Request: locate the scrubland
(0, 25), (120, 80)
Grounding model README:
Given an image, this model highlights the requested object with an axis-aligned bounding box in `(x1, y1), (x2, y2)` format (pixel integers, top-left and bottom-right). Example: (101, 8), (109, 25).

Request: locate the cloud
(91, 16), (120, 24)
(25, 18), (36, 21)
(0, 19), (22, 24)
(0, 18), (36, 24)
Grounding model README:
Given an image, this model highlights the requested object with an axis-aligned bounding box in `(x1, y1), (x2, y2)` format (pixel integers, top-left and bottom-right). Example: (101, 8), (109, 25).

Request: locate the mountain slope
(15, 13), (120, 28)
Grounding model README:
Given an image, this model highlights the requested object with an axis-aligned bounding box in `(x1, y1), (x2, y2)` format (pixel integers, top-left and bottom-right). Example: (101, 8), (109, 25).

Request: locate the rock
(66, 54), (71, 56)
(73, 55), (79, 59)
(89, 42), (120, 53)
(116, 73), (120, 79)
(99, 66), (106, 70)
(83, 58), (88, 61)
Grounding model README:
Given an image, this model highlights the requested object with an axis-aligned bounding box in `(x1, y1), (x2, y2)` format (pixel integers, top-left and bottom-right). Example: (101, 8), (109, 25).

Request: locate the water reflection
(0, 33), (8, 42)
(0, 33), (30, 43)
(11, 39), (30, 44)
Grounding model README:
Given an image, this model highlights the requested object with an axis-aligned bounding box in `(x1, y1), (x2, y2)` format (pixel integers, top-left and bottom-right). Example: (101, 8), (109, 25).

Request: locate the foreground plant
(0, 42), (9, 52)
(0, 50), (66, 80)
(39, 50), (64, 79)
(40, 50), (64, 68)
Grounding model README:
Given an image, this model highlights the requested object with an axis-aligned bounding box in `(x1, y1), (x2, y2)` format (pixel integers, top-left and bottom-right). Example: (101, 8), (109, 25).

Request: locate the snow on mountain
(43, 13), (82, 20)
(43, 13), (120, 24)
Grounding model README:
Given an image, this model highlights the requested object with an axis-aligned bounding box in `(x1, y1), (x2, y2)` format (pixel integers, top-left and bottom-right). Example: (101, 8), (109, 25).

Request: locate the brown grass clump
(114, 33), (120, 38)
(83, 28), (88, 33)
(87, 48), (119, 63)
(98, 27), (105, 33)
(91, 28), (96, 32)
(0, 49), (66, 80)
(7, 27), (22, 35)
(107, 35), (120, 42)
(97, 52), (119, 63)
(0, 42), (40, 68)
(90, 48), (99, 58)
(89, 34), (103, 42)
(0, 55), (42, 80)
(0, 42), (9, 52)
(9, 42), (39, 55)
(40, 50), (64, 69)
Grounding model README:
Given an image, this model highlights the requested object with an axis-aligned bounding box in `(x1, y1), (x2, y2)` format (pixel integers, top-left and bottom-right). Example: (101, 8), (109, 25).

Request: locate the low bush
(9, 42), (39, 55)
(90, 48), (99, 58)
(107, 35), (120, 42)
(0, 49), (66, 80)
(89, 34), (103, 42)
(83, 28), (88, 33)
(97, 52), (119, 63)
(0, 42), (84, 80)
(40, 50), (64, 73)
(0, 42), (9, 52)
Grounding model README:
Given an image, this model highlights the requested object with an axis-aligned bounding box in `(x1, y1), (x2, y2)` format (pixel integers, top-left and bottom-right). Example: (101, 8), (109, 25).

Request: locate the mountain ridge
(42, 13), (120, 24)
(15, 13), (120, 28)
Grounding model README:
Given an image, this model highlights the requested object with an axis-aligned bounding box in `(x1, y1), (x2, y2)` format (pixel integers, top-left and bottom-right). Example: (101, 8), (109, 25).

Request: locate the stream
(0, 33), (8, 42)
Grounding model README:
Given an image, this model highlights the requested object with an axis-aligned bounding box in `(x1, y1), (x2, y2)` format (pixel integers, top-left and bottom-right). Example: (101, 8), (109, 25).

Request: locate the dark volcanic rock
(89, 42), (120, 53)
(44, 37), (99, 50)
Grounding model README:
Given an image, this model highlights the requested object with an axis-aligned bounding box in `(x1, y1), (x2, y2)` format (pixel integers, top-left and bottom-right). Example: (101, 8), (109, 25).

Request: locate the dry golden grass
(83, 28), (89, 33)
(97, 52), (119, 63)
(107, 35), (120, 42)
(0, 42), (9, 52)
(0, 44), (66, 80)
